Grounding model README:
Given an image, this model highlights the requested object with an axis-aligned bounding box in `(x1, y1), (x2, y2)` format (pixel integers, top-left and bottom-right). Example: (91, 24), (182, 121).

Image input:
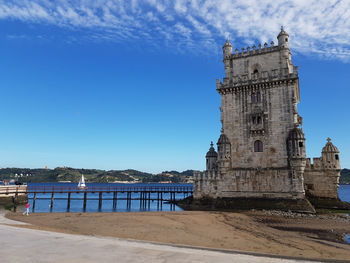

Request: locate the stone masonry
(194, 28), (341, 202)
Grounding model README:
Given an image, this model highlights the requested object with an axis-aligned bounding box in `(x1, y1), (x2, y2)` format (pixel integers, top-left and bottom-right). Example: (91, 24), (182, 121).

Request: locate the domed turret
(287, 127), (306, 158)
(277, 26), (289, 49)
(322, 138), (340, 169)
(222, 39), (232, 59)
(206, 142), (217, 171)
(217, 133), (230, 144)
(322, 138), (339, 153)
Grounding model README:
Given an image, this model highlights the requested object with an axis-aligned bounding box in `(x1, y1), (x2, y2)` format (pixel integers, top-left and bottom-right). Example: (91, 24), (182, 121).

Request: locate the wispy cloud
(0, 0), (349, 60)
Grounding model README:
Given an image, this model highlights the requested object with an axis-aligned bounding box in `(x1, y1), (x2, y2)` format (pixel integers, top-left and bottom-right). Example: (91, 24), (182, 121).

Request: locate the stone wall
(304, 168), (340, 199)
(194, 168), (304, 200)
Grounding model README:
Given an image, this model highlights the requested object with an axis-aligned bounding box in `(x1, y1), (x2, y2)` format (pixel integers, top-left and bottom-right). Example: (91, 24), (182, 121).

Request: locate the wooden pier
(0, 185), (193, 212)
(0, 185), (28, 205)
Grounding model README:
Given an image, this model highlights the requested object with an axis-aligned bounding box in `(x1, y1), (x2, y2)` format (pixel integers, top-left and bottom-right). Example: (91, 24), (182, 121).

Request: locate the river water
(22, 183), (350, 213)
(338, 184), (350, 203)
(26, 183), (191, 213)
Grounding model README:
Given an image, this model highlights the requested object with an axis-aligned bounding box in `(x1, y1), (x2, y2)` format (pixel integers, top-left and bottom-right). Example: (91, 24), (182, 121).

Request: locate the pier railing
(0, 185), (27, 196)
(25, 185), (193, 193)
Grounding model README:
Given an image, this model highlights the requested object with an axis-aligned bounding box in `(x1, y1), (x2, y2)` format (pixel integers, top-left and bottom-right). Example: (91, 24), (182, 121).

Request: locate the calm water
(22, 183), (350, 213)
(26, 183), (192, 213)
(339, 184), (350, 203)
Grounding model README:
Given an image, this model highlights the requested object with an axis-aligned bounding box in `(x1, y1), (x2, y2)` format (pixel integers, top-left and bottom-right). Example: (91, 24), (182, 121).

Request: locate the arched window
(254, 140), (263, 152)
(252, 116), (256, 124)
(257, 116), (262, 124)
(253, 69), (258, 74)
(252, 92), (261, 103)
(256, 92), (261, 102)
(251, 93), (256, 103)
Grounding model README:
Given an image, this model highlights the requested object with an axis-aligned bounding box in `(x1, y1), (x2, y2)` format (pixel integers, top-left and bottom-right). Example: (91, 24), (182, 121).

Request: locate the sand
(5, 210), (350, 261)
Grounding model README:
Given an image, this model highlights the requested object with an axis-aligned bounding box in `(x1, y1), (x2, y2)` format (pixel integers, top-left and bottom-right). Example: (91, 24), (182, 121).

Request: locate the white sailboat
(77, 175), (88, 190)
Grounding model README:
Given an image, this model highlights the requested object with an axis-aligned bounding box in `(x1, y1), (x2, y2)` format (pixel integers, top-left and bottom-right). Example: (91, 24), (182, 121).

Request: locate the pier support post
(160, 192), (163, 209)
(113, 192), (117, 209)
(67, 192), (71, 211)
(83, 192), (87, 211)
(141, 191), (145, 208)
(50, 192), (54, 212)
(157, 192), (160, 210)
(32, 192), (37, 211)
(126, 192), (131, 210)
(98, 192), (103, 210)
(139, 192), (142, 209)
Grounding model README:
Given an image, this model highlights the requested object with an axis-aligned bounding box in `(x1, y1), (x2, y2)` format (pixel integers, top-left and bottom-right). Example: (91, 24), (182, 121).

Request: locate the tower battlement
(222, 28), (294, 89)
(229, 42), (280, 59)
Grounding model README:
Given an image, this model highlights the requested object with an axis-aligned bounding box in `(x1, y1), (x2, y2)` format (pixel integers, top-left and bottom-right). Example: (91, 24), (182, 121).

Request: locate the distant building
(194, 28), (340, 204)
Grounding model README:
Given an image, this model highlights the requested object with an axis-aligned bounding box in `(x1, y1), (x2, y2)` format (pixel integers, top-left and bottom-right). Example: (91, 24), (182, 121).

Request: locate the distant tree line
(340, 169), (350, 184)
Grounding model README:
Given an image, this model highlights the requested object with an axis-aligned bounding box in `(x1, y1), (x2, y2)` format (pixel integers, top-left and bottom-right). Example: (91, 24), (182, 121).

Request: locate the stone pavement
(0, 212), (320, 263)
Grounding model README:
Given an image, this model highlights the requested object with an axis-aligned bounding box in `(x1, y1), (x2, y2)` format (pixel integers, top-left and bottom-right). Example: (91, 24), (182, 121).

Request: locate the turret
(217, 132), (231, 171)
(287, 127), (306, 159)
(222, 39), (232, 59)
(277, 26), (289, 49)
(206, 142), (218, 171)
(287, 127), (306, 196)
(322, 138), (340, 169)
(222, 39), (232, 78)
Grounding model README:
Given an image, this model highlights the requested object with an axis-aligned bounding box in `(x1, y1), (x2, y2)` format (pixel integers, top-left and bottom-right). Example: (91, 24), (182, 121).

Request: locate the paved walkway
(0, 211), (320, 263)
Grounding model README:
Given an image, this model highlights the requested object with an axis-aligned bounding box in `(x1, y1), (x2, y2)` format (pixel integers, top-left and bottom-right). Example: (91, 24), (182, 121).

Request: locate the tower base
(176, 196), (316, 213)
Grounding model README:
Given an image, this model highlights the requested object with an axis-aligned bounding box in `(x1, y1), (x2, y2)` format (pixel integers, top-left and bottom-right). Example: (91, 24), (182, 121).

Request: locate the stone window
(253, 69), (258, 74)
(335, 154), (339, 160)
(257, 116), (262, 124)
(306, 184), (314, 190)
(251, 92), (261, 103)
(254, 140), (263, 152)
(252, 115), (264, 127)
(299, 142), (303, 147)
(252, 116), (256, 124)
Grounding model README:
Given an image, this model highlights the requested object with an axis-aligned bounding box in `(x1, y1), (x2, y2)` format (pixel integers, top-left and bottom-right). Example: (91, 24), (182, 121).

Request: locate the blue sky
(0, 0), (349, 173)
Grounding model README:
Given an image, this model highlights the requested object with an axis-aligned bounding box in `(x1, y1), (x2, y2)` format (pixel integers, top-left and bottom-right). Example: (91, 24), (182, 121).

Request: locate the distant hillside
(1, 167), (348, 184)
(0, 167), (194, 184)
(340, 169), (350, 184)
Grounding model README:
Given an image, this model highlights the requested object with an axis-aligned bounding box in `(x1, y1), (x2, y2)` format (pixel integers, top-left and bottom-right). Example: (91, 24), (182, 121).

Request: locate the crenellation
(312, 157), (322, 168)
(230, 44), (281, 59)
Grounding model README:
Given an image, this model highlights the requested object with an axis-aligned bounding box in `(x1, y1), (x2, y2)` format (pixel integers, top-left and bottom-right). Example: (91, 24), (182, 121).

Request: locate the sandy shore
(5, 210), (350, 261)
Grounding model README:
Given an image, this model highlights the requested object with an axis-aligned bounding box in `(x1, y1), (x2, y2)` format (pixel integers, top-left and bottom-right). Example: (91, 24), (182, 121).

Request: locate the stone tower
(194, 27), (306, 200)
(192, 28), (344, 211)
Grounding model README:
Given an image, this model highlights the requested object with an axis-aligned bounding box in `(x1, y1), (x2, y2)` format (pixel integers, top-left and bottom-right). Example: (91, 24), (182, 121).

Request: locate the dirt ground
(6, 210), (350, 261)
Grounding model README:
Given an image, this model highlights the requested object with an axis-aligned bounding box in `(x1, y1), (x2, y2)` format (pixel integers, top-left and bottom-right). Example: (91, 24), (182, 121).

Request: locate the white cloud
(0, 0), (349, 61)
